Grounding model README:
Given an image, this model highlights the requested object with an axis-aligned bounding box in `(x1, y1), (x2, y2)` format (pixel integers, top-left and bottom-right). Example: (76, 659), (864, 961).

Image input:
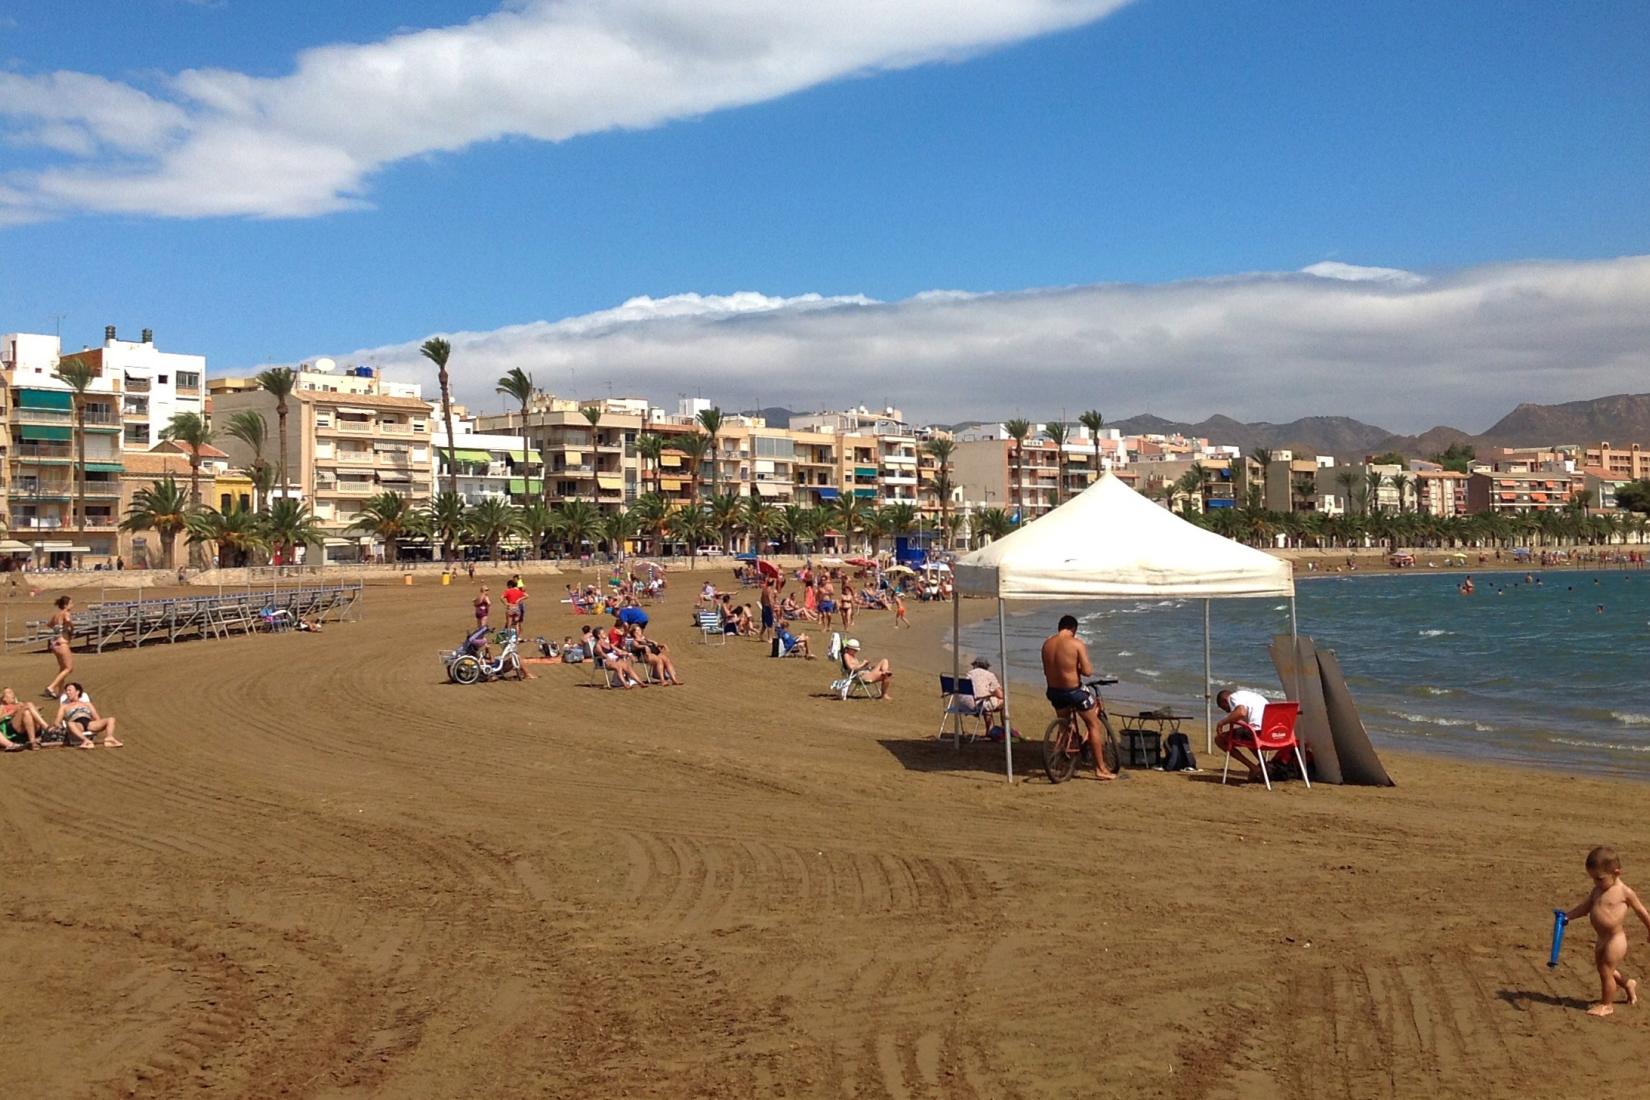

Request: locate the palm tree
(187, 506), (269, 569)
(1249, 447), (1274, 507)
(495, 367), (536, 504)
(744, 496), (779, 555)
(53, 358), (98, 536)
(707, 491), (746, 552)
(348, 491), (420, 563)
(420, 338), (461, 500)
(579, 407), (603, 502)
(1388, 471), (1412, 514)
(596, 509), (642, 558)
(634, 433), (666, 496)
(161, 411), (214, 567)
(1004, 418), (1031, 523)
(1043, 424), (1068, 505)
(518, 501), (556, 560)
(829, 493), (870, 553)
(666, 504), (714, 567)
(975, 506), (1013, 544)
(120, 475), (190, 569)
(695, 407), (725, 496)
(1364, 469), (1385, 515)
(427, 490), (469, 562)
(882, 501), (919, 546)
(553, 499), (604, 558)
(1079, 409), (1105, 487)
(255, 367), (298, 504)
(630, 493), (673, 557)
(923, 437), (956, 550)
(1334, 468), (1359, 515)
(466, 498), (524, 563)
(263, 498), (323, 564)
(680, 431), (712, 502)
(223, 409), (271, 512)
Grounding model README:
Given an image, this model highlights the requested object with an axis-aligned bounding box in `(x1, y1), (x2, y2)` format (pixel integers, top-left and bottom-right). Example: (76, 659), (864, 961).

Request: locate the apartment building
(1580, 442), (1650, 482)
(212, 362), (435, 552)
(1410, 464), (1470, 517)
(432, 428), (542, 505)
(2, 332), (124, 563)
(1465, 469), (1585, 513)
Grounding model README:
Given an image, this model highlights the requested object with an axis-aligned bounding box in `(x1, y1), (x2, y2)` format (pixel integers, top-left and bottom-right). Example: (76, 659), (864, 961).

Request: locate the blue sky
(1, 1), (1647, 428)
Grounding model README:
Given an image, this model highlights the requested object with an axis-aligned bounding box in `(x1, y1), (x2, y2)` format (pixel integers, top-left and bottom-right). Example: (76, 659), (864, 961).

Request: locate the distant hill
(741, 406), (798, 427)
(1107, 413), (1403, 457)
(1478, 393), (1650, 446)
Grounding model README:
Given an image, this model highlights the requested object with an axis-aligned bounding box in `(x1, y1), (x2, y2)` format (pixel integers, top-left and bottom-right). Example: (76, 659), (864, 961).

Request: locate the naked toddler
(1565, 846), (1650, 1016)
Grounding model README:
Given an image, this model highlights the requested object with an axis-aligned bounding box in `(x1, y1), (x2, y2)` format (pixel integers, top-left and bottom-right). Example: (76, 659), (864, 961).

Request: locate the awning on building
(817, 487), (840, 500)
(659, 478), (684, 492)
(508, 478), (544, 495)
(18, 388), (72, 410)
(596, 474), (624, 491)
(19, 425), (72, 442)
(451, 449), (492, 463)
(564, 450), (583, 464)
(855, 466), (878, 477)
(336, 406), (378, 417)
(753, 482), (785, 497)
(659, 454), (683, 468)
(853, 487), (877, 498)
(0, 540), (33, 553)
(85, 462), (125, 473)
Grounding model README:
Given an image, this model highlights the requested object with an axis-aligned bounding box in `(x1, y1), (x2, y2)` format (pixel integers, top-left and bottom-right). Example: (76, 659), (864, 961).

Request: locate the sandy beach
(3, 569), (1648, 1099)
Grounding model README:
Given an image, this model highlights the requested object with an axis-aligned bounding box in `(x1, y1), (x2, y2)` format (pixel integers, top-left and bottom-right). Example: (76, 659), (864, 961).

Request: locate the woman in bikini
(45, 595), (75, 700)
(0, 687), (49, 750)
(55, 682), (120, 748)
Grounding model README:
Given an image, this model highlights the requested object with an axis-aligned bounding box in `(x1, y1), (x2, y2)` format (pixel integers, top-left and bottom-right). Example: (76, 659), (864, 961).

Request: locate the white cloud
(0, 0), (1129, 222)
(333, 256), (1650, 433)
(1299, 261), (1429, 288)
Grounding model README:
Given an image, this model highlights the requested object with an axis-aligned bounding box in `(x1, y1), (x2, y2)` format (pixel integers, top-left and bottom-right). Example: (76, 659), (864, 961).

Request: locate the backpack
(1161, 732), (1197, 772)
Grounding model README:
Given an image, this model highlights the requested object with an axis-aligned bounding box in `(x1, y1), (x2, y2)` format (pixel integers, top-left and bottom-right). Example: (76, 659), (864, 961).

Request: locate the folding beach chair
(830, 654), (877, 700)
(694, 609), (726, 645)
(1221, 701), (1308, 791)
(938, 675), (988, 743)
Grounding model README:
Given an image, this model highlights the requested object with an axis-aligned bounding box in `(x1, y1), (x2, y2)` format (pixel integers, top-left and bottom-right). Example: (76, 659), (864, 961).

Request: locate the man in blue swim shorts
(1040, 614), (1117, 781)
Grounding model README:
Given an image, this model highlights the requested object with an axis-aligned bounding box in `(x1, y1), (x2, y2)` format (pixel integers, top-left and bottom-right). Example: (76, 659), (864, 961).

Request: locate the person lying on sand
(1566, 846), (1650, 1017)
(55, 682), (120, 748)
(1, 687), (49, 750)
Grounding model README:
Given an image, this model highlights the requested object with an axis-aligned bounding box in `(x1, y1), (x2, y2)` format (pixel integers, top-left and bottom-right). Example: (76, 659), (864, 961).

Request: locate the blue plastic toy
(1548, 909), (1568, 968)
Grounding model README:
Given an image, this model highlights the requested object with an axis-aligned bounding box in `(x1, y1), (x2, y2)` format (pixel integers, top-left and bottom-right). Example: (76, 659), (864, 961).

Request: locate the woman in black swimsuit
(55, 682), (120, 749)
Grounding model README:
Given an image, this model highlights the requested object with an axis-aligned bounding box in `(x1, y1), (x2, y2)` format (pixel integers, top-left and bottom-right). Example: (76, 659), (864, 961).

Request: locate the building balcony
(14, 482), (122, 500)
(11, 445), (76, 463)
(123, 378), (152, 393)
(328, 452), (375, 465)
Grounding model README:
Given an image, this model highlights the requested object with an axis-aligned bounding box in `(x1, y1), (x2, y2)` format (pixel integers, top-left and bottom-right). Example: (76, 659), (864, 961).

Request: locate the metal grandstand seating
(4, 583), (363, 653)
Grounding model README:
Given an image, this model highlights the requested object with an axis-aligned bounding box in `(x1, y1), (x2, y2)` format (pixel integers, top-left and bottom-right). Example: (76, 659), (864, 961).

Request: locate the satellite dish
(313, 357), (336, 372)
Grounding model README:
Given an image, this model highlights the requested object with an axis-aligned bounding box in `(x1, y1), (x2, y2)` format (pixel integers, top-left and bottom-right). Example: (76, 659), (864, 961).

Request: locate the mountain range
(745, 393), (1650, 460)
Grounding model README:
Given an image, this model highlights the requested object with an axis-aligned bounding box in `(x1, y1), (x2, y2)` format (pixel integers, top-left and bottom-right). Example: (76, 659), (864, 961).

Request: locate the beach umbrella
(756, 559), (781, 580)
(885, 564), (915, 576)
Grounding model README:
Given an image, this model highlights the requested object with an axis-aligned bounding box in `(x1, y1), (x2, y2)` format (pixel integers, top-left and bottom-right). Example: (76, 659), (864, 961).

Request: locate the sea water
(958, 568), (1650, 778)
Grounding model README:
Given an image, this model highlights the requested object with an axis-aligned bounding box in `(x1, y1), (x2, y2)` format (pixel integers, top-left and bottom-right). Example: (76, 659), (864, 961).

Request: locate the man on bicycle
(1040, 614), (1117, 781)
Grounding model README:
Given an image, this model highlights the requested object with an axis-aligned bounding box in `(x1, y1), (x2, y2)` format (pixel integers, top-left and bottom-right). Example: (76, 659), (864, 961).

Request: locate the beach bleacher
(5, 583), (362, 653)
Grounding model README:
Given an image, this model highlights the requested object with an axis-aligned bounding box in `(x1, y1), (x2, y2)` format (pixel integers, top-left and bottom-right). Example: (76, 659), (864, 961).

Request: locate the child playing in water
(1566, 846), (1650, 1016)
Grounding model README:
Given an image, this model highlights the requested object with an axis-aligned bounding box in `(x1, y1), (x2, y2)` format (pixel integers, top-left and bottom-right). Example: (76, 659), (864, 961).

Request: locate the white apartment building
(433, 428), (543, 505)
(87, 326), (207, 450)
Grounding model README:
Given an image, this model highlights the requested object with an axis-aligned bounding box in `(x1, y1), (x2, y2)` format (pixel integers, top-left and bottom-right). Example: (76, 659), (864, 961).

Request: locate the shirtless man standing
(1040, 614), (1116, 781)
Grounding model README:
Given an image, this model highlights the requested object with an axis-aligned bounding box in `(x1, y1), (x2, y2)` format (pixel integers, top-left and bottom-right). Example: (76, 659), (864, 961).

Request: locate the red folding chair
(1221, 701), (1308, 790)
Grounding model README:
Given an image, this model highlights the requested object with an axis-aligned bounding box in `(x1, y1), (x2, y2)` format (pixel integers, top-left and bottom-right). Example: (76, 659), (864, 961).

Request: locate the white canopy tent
(950, 472), (1296, 782)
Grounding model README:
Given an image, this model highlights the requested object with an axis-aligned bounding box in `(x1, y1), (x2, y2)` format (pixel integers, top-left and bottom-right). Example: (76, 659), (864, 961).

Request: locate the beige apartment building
(1581, 442), (1650, 482)
(211, 365), (435, 549)
(1465, 470), (1585, 513)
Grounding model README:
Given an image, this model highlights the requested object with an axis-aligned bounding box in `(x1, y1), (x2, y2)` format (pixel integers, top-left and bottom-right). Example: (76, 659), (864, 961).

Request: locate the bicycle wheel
(450, 655), (482, 685)
(1043, 717), (1080, 784)
(1097, 710), (1123, 775)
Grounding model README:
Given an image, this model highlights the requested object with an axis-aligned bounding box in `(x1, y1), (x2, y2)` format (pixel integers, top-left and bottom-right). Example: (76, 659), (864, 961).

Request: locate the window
(239, 494), (250, 511)
(157, 374), (168, 384)
(220, 494), (232, 512)
(177, 371), (200, 389)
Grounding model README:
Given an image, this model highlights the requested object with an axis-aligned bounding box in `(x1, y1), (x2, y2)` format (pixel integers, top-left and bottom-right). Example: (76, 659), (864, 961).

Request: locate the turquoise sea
(959, 567), (1650, 778)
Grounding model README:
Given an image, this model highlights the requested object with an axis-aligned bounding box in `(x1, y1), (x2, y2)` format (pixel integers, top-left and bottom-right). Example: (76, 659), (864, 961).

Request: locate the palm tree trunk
(189, 458), (203, 568)
(439, 370), (459, 502)
(74, 405), (87, 540)
(520, 399), (532, 507)
(276, 399), (289, 504)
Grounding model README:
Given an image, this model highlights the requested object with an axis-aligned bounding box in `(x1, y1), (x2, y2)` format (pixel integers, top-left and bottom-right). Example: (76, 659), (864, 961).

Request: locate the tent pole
(952, 584), (962, 750)
(998, 597), (1012, 785)
(1203, 598), (1213, 755)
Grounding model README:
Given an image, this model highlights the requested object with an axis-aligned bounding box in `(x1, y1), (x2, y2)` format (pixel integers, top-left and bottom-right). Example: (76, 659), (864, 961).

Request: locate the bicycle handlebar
(1085, 676), (1118, 687)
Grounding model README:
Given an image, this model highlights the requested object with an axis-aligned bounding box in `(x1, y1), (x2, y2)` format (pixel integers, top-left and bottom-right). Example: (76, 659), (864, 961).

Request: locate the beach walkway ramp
(1270, 634), (1395, 787)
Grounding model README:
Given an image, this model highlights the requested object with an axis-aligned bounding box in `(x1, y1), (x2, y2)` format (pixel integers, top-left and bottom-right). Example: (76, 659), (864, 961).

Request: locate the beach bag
(564, 647), (584, 664)
(1161, 732), (1197, 772)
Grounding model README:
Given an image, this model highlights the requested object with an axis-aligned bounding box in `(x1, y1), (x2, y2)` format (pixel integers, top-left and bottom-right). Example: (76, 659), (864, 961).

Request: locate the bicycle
(1042, 676), (1122, 784)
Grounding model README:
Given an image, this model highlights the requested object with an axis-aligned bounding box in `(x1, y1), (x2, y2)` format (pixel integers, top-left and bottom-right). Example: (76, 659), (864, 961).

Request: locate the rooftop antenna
(48, 312), (66, 338)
